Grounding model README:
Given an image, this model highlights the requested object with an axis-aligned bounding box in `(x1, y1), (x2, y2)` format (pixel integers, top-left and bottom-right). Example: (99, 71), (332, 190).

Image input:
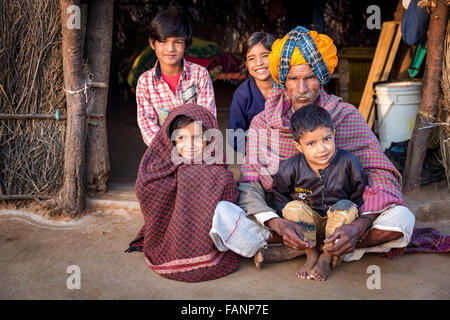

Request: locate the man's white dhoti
(212, 201), (415, 261)
(210, 201), (271, 258)
(343, 205), (415, 261)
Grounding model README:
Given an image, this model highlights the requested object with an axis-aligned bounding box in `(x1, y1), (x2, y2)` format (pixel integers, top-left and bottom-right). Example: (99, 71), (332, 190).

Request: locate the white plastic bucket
(375, 81), (422, 151)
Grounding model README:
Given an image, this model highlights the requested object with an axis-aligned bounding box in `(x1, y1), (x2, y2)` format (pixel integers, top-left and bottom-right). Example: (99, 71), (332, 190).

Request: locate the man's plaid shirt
(136, 59), (216, 146)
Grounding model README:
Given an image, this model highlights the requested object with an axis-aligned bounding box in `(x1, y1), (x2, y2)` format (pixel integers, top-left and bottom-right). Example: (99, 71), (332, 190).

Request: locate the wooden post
(359, 21), (402, 128)
(390, 0), (416, 80)
(403, 0), (449, 192)
(84, 0), (114, 193)
(393, 0), (406, 22)
(43, 0), (87, 216)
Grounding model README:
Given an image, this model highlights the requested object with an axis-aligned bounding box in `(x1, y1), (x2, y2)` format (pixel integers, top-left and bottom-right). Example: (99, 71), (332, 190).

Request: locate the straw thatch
(0, 0), (66, 197)
(439, 22), (450, 186)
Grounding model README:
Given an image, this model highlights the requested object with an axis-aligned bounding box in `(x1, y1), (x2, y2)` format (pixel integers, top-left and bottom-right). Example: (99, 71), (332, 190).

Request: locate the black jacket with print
(271, 148), (368, 217)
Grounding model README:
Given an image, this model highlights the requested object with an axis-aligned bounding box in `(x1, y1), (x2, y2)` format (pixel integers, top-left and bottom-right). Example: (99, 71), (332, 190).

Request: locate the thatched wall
(439, 22), (450, 185)
(0, 0), (65, 197)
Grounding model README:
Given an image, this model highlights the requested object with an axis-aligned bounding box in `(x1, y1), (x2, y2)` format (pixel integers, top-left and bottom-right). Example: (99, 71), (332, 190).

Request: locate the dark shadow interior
(104, 0), (396, 189)
(106, 81), (237, 187)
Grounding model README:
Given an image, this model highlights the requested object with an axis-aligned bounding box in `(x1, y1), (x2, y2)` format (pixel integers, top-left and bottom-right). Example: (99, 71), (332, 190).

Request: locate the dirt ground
(1, 84), (449, 299)
(0, 194), (449, 300)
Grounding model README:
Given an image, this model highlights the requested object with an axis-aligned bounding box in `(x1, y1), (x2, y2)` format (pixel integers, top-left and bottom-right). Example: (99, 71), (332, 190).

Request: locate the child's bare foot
(296, 248), (319, 279)
(331, 255), (343, 269)
(310, 252), (333, 281)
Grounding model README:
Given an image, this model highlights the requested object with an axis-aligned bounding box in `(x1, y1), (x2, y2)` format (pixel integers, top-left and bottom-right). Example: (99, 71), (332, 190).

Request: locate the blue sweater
(227, 78), (266, 152)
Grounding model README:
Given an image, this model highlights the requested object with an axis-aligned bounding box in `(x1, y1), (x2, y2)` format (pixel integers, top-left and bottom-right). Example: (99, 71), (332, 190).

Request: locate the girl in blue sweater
(227, 32), (276, 153)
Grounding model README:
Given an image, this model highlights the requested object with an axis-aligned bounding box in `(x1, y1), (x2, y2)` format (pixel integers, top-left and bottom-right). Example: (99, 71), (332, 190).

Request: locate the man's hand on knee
(266, 217), (312, 250)
(323, 214), (376, 256)
(323, 222), (366, 256)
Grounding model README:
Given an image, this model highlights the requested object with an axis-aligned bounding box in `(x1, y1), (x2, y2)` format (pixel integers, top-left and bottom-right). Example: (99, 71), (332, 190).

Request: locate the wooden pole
(0, 195), (51, 201)
(390, 0), (417, 81)
(84, 0), (114, 193)
(359, 21), (402, 128)
(0, 113), (103, 120)
(43, 0), (87, 216)
(403, 0), (449, 192)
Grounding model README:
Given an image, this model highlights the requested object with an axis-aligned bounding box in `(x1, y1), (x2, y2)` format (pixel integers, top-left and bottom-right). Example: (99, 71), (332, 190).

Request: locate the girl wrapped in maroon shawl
(127, 104), (239, 282)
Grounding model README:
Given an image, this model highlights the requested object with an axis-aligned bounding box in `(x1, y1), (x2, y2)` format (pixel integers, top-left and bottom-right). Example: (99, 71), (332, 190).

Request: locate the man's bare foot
(254, 245), (305, 269)
(296, 248), (320, 279)
(254, 250), (264, 270)
(310, 252), (333, 281)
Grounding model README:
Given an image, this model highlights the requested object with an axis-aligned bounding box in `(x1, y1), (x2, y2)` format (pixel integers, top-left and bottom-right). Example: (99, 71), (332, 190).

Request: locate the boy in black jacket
(272, 104), (368, 281)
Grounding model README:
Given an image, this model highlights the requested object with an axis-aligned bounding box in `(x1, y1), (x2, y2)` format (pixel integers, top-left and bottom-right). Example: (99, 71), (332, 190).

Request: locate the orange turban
(269, 30), (338, 87)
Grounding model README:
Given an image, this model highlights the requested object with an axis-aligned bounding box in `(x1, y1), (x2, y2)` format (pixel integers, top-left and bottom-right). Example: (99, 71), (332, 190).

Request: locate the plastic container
(375, 81), (422, 151)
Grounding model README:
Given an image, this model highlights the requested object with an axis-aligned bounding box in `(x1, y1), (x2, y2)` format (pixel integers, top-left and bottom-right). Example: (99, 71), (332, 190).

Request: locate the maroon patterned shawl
(127, 104), (239, 282)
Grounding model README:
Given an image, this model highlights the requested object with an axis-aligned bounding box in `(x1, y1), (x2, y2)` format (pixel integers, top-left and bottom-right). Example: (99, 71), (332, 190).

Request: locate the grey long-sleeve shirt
(237, 180), (279, 230)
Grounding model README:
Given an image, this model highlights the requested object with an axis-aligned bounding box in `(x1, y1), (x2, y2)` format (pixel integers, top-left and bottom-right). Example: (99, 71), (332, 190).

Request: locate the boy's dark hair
(168, 115), (194, 140)
(242, 32), (276, 76)
(149, 8), (193, 48)
(290, 104), (334, 141)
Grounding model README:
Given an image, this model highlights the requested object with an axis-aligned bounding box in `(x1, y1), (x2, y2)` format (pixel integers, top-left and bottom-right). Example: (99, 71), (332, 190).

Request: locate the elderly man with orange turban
(218, 26), (415, 280)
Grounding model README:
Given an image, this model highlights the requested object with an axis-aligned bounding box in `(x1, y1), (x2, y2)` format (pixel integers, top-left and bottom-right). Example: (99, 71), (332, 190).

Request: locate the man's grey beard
(293, 93), (313, 101)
